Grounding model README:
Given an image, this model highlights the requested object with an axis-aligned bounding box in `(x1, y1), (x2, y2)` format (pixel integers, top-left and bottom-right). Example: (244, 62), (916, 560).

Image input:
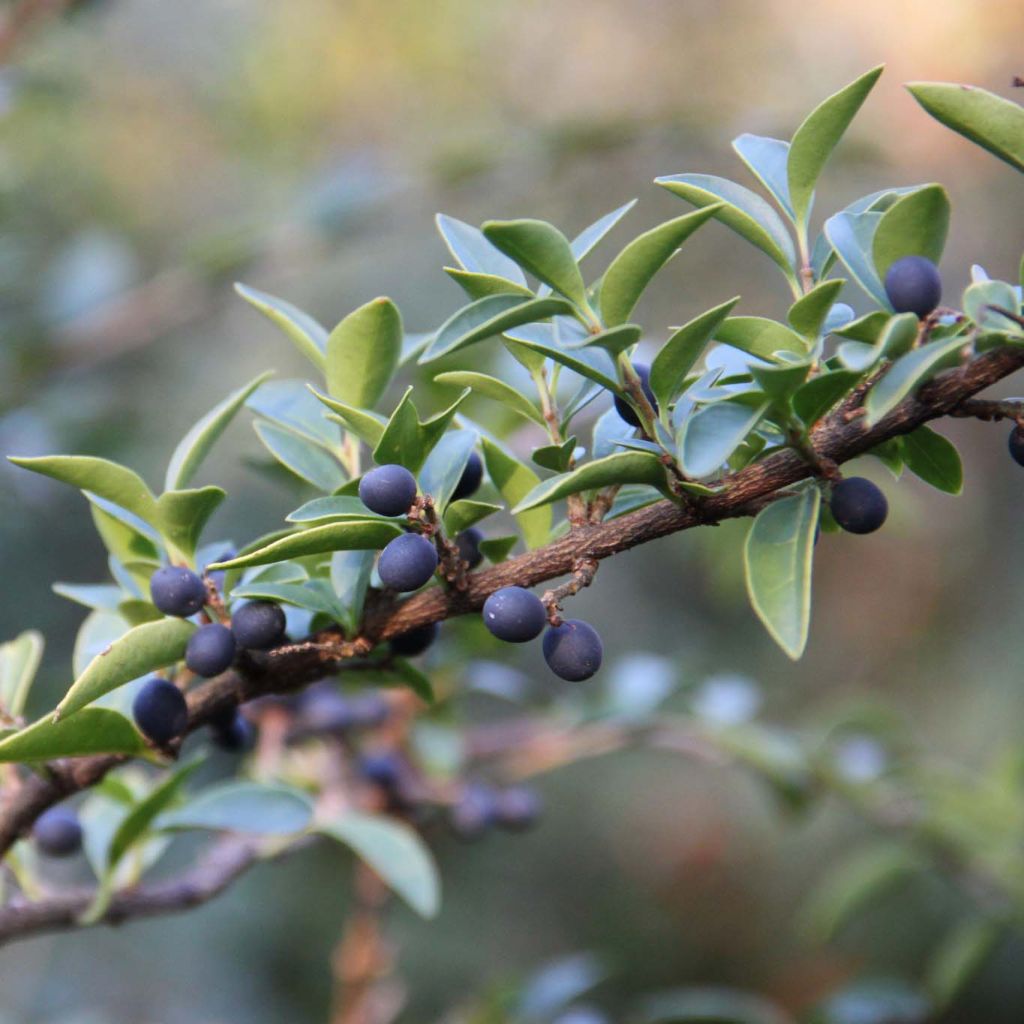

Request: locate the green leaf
(787, 66), (884, 228)
(0, 708), (144, 762)
(309, 388), (386, 448)
(512, 452), (667, 513)
(792, 370), (860, 426)
(650, 297), (740, 409)
(231, 580), (344, 619)
(478, 535), (517, 563)
(326, 297), (402, 409)
(824, 210), (889, 307)
(118, 600), (163, 627)
(418, 430), (478, 512)
(57, 618), (196, 719)
(442, 499), (502, 535)
(787, 280), (846, 340)
(732, 133), (794, 219)
(963, 280), (1023, 334)
(155, 487), (226, 561)
(435, 213), (527, 282)
(872, 184), (950, 279)
(9, 456), (158, 527)
(53, 583), (125, 612)
(164, 372), (270, 491)
(247, 379), (341, 450)
(443, 267), (532, 300)
(599, 205), (722, 326)
(88, 501), (161, 577)
(715, 317), (808, 361)
(481, 219), (587, 307)
(253, 421), (346, 492)
(371, 387), (470, 474)
(864, 335), (967, 426)
(319, 811), (440, 918)
(434, 370), (546, 426)
(907, 81), (1024, 175)
(330, 550), (376, 635)
(0, 630), (44, 719)
(656, 174), (798, 285)
(743, 487), (820, 660)
(480, 437), (552, 549)
(209, 521), (400, 571)
(235, 283), (327, 370)
(156, 781), (313, 835)
(679, 401), (769, 479)
(286, 496), (382, 524)
(502, 331), (622, 394)
(532, 437), (578, 473)
(902, 426), (963, 494)
(566, 323), (642, 357)
(926, 918), (1001, 1009)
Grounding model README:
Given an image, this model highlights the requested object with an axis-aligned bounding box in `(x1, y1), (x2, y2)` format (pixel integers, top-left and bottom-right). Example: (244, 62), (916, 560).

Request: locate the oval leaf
(326, 297), (402, 410)
(679, 401), (768, 479)
(0, 708), (144, 762)
(864, 334), (967, 426)
(481, 437), (552, 549)
(0, 629), (44, 719)
(902, 425), (963, 494)
(512, 452), (667, 514)
(235, 283), (327, 370)
(872, 184), (950, 279)
(435, 213), (528, 282)
(156, 781), (313, 835)
(481, 219), (587, 307)
(434, 370), (546, 426)
(209, 521), (401, 571)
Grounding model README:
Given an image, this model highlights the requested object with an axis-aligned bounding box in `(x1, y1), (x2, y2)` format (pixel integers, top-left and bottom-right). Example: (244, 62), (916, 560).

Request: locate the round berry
(231, 601), (287, 649)
(482, 586), (546, 643)
(33, 806), (82, 858)
(149, 566), (206, 618)
(542, 619), (603, 681)
(830, 477), (888, 535)
(455, 527), (484, 570)
(1009, 425), (1024, 467)
(884, 255), (942, 319)
(451, 452), (484, 502)
(390, 622), (439, 658)
(133, 677), (189, 745)
(494, 785), (542, 832)
(211, 710), (255, 753)
(613, 362), (658, 427)
(449, 782), (496, 841)
(358, 750), (405, 791)
(378, 533), (438, 592)
(185, 623), (236, 678)
(359, 464), (418, 517)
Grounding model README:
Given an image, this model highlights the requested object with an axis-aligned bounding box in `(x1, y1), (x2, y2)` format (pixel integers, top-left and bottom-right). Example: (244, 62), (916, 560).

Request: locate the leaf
(164, 372), (271, 491)
(963, 280), (1023, 334)
(9, 456), (158, 526)
(824, 210), (889, 307)
(330, 550), (376, 634)
(512, 452), (667, 513)
(210, 521), (400, 571)
(309, 388), (387, 448)
(656, 174), (798, 284)
(566, 324), (642, 356)
(57, 618), (196, 719)
(235, 283), (328, 370)
(0, 630), (44, 719)
(480, 437), (552, 549)
(714, 317), (808, 361)
(156, 782), (313, 835)
(0, 708), (144, 762)
(787, 280), (845, 340)
(253, 421), (346, 492)
(599, 205), (722, 326)
(371, 387), (470, 474)
(478, 535), (517, 563)
(286, 496), (382, 524)
(435, 213), (527, 282)
(569, 199), (637, 262)
(443, 267), (532, 300)
(418, 430), (478, 511)
(732, 133), (794, 219)
(872, 184), (950, 279)
(926, 918), (1001, 1009)
(743, 487), (820, 659)
(792, 370), (861, 426)
(442, 499), (502, 535)
(865, 335), (967, 425)
(650, 297), (740, 408)
(155, 487), (226, 560)
(636, 988), (793, 1024)
(679, 401), (769, 479)
(501, 330), (622, 394)
(532, 437), (578, 473)
(434, 370), (546, 426)
(902, 426), (963, 494)
(52, 583), (125, 612)
(787, 66), (884, 227)
(518, 953), (608, 1019)
(907, 81), (1024, 175)
(326, 297), (402, 410)
(231, 580), (344, 619)
(247, 379), (341, 450)
(319, 811), (440, 918)
(481, 219), (587, 307)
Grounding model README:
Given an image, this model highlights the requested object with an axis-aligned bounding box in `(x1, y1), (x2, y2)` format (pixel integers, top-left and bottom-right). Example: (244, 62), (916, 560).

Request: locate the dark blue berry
(542, 619), (603, 681)
(185, 623), (236, 678)
(33, 806), (83, 857)
(359, 464), (418, 517)
(451, 452), (484, 501)
(884, 255), (942, 319)
(231, 601), (286, 649)
(494, 785), (542, 832)
(349, 693), (390, 729)
(455, 527), (484, 569)
(449, 782), (496, 841)
(359, 750), (405, 791)
(133, 677), (189, 745)
(149, 566), (206, 618)
(482, 586), (547, 643)
(1009, 426), (1024, 467)
(830, 477), (888, 535)
(613, 362), (657, 427)
(211, 711), (255, 753)
(390, 622), (439, 657)
(378, 533), (438, 591)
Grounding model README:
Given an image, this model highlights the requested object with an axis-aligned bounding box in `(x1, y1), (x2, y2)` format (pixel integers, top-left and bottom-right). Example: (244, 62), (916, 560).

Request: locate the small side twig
(541, 557), (599, 626)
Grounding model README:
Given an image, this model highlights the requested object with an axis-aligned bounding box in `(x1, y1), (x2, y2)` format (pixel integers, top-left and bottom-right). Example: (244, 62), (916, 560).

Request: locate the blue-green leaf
(434, 370), (546, 426)
(418, 430), (478, 512)
(253, 421), (346, 492)
(435, 213), (528, 282)
(512, 452), (667, 513)
(235, 283), (327, 370)
(480, 437), (552, 549)
(209, 521), (401, 571)
(732, 133), (794, 219)
(824, 210), (888, 307)
(0, 630), (44, 719)
(156, 781), (313, 835)
(864, 335), (967, 425)
(679, 401), (769, 478)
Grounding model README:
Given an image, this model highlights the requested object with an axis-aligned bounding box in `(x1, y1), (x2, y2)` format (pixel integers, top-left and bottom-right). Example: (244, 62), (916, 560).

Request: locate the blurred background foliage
(3, 0), (1024, 1021)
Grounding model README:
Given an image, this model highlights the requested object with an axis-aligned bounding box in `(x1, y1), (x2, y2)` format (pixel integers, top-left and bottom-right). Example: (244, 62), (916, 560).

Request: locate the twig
(541, 558), (599, 625)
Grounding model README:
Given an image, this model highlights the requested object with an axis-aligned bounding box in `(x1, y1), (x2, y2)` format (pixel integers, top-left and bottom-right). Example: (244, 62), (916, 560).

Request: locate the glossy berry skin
(231, 601), (286, 650)
(451, 452), (484, 502)
(133, 677), (188, 745)
(378, 533), (438, 592)
(390, 622), (439, 657)
(359, 464), (418, 517)
(613, 362), (658, 427)
(494, 785), (542, 832)
(542, 619), (603, 681)
(884, 255), (942, 319)
(185, 623), (236, 678)
(482, 586), (547, 643)
(1009, 426), (1024, 467)
(33, 806), (83, 857)
(830, 477), (888, 535)
(211, 711), (255, 753)
(449, 782), (496, 841)
(149, 566), (206, 618)
(455, 527), (484, 570)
